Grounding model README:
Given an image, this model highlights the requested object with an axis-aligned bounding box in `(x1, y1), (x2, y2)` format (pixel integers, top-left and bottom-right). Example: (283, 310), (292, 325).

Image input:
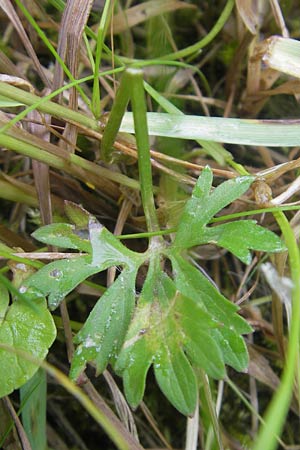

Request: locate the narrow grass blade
(120, 112), (300, 147)
(101, 71), (131, 162)
(144, 81), (231, 164)
(13, 0), (90, 105)
(20, 369), (47, 450)
(157, 0), (234, 61)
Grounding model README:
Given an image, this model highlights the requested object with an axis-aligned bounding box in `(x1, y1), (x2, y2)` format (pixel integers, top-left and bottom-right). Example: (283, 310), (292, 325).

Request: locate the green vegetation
(0, 1), (300, 449)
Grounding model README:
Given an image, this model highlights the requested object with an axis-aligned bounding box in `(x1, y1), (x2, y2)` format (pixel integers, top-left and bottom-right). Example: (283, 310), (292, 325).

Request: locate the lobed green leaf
(88, 217), (141, 267)
(116, 338), (153, 409)
(70, 269), (137, 380)
(116, 269), (239, 414)
(196, 220), (286, 264)
(154, 342), (197, 416)
(27, 219), (142, 310)
(176, 296), (225, 379)
(174, 167), (254, 249)
(22, 255), (105, 310)
(170, 254), (252, 372)
(32, 222), (92, 252)
(24, 168), (281, 415)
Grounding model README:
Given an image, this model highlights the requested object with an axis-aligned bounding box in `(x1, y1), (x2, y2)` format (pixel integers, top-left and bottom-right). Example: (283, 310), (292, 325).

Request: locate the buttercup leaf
(22, 167), (284, 415)
(116, 269), (229, 414)
(22, 256), (106, 310)
(174, 167), (254, 249)
(88, 217), (140, 267)
(170, 254), (252, 371)
(154, 342), (197, 416)
(32, 222), (91, 252)
(183, 220), (286, 264)
(70, 268), (137, 379)
(27, 218), (141, 310)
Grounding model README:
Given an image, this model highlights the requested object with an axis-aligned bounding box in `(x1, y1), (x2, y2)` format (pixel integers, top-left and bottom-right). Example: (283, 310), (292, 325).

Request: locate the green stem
(127, 69), (160, 234)
(0, 133), (139, 192)
(0, 69), (124, 135)
(157, 0), (234, 61)
(252, 210), (300, 450)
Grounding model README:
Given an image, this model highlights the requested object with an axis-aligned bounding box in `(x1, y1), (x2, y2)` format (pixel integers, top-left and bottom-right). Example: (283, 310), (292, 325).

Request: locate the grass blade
(20, 369), (47, 450)
(120, 112), (300, 146)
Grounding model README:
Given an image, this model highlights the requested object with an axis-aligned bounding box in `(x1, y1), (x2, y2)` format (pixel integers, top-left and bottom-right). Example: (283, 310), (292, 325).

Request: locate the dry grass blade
(243, 35), (300, 115)
(0, 224), (36, 251)
(248, 345), (280, 392)
(2, 397), (31, 450)
(0, 74), (34, 92)
(0, 171), (64, 213)
(53, 0), (94, 97)
(269, 0), (289, 38)
(258, 79), (300, 97)
(53, 0), (94, 152)
(185, 398), (199, 450)
(235, 0), (268, 35)
(0, 49), (24, 78)
(0, 0), (49, 87)
(27, 109), (53, 225)
(111, 0), (196, 34)
(83, 380), (145, 450)
(103, 370), (139, 441)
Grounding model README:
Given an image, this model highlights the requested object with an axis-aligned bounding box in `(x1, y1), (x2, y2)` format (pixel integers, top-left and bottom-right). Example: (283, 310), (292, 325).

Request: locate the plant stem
(157, 0), (235, 61)
(0, 70), (123, 135)
(0, 133), (139, 192)
(127, 68), (160, 234)
(252, 210), (300, 450)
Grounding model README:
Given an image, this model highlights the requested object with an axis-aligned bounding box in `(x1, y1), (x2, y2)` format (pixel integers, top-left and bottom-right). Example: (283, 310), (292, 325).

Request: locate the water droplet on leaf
(49, 269), (63, 279)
